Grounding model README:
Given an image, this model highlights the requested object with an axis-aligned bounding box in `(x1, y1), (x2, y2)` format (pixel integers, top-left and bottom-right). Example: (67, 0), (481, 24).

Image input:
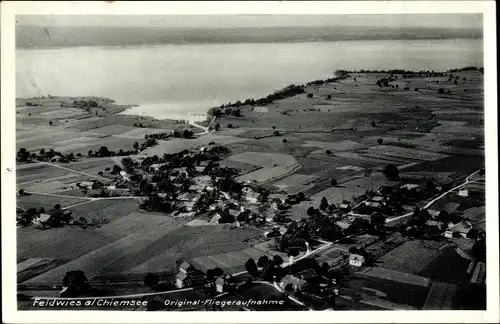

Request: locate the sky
(16, 14), (483, 29)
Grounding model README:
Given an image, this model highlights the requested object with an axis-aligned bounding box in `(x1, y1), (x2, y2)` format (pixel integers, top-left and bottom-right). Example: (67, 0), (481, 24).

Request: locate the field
(17, 194), (89, 210)
(271, 173), (318, 194)
(230, 152), (300, 184)
(376, 240), (452, 275)
(141, 134), (248, 156)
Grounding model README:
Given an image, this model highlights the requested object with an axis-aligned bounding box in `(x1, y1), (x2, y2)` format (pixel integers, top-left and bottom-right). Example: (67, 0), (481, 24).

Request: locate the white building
(458, 189), (469, 197)
(215, 277), (225, 293)
(349, 254), (365, 267)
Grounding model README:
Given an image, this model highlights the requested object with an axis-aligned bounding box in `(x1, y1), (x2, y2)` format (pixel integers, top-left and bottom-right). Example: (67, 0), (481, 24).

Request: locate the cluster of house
(32, 208), (72, 227)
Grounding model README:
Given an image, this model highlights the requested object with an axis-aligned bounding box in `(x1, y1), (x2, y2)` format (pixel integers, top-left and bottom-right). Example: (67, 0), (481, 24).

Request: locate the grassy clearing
(17, 226), (122, 261)
(417, 247), (471, 283)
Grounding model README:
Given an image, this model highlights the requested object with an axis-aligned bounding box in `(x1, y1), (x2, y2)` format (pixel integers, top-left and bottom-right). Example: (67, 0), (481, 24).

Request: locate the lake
(16, 39), (483, 121)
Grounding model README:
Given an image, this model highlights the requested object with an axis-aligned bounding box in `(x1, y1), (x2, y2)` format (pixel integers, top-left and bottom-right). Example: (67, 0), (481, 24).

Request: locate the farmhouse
(364, 201), (381, 208)
(427, 209), (441, 218)
(244, 190), (260, 203)
(119, 170), (131, 181)
(211, 213), (222, 223)
(445, 221), (472, 238)
(348, 254), (365, 267)
(149, 162), (168, 172)
(458, 189), (469, 197)
(334, 220), (352, 231)
(279, 275), (306, 291)
(400, 183), (420, 190)
(78, 181), (95, 190)
(215, 277), (225, 293)
(371, 195), (384, 202)
(179, 261), (195, 274)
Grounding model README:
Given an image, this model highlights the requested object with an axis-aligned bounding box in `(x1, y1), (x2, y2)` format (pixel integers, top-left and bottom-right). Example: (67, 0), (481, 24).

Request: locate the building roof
(39, 213), (52, 222)
(211, 214), (222, 223)
(450, 221), (472, 234)
(372, 196), (384, 202)
(400, 183), (419, 190)
(79, 181), (94, 187)
(176, 272), (188, 281)
(180, 261), (192, 270)
(334, 220), (352, 230)
(281, 275), (306, 289)
(339, 203), (350, 209)
(215, 277), (225, 285)
(296, 269), (319, 281)
(349, 254), (365, 263)
(245, 191), (260, 201)
(365, 201), (381, 208)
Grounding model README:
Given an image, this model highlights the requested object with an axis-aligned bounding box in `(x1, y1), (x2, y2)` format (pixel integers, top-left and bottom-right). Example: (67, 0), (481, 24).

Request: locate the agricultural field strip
(17, 258), (49, 273)
(366, 145), (447, 161)
(21, 221), (179, 284)
(360, 267), (431, 288)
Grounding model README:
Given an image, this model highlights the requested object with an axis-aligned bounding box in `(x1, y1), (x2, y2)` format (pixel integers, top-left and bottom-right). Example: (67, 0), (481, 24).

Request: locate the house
(334, 220), (352, 231)
(427, 209), (441, 218)
(244, 190), (260, 204)
(364, 201), (381, 208)
(349, 254), (365, 267)
(215, 277), (225, 293)
(180, 200), (196, 212)
(195, 166), (205, 173)
(78, 181), (95, 190)
(400, 183), (419, 190)
(177, 193), (192, 201)
(106, 185), (116, 190)
(446, 221), (472, 238)
(189, 184), (205, 192)
(458, 189), (469, 197)
(426, 220), (444, 228)
(296, 269), (319, 281)
(372, 196), (384, 202)
(279, 275), (306, 291)
(211, 213), (222, 223)
(279, 226), (288, 235)
(149, 163), (168, 172)
(176, 272), (188, 288)
(157, 192), (168, 199)
(339, 202), (351, 211)
(179, 261), (194, 274)
(119, 170), (130, 181)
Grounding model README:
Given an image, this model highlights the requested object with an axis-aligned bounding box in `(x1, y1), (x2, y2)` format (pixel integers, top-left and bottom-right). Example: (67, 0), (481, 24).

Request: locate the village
(16, 67), (487, 311)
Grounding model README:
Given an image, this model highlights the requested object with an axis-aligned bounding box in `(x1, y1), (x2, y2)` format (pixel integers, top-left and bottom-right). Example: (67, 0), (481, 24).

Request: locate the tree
(274, 130), (280, 136)
(325, 150), (331, 155)
(245, 258), (259, 276)
(18, 189), (25, 196)
(88, 150), (93, 157)
(97, 146), (110, 157)
(39, 207), (45, 213)
(273, 255), (284, 266)
(54, 204), (61, 210)
(183, 129), (193, 139)
(206, 269), (216, 280)
(319, 196), (329, 211)
(383, 164), (399, 181)
(370, 213), (386, 229)
(377, 138), (384, 145)
(257, 255), (270, 268)
(49, 120), (53, 126)
(331, 179), (338, 186)
(39, 148), (45, 156)
(307, 206), (316, 217)
(213, 267), (224, 277)
(282, 138), (288, 143)
(144, 273), (159, 289)
(133, 141), (139, 150)
(61, 270), (89, 297)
